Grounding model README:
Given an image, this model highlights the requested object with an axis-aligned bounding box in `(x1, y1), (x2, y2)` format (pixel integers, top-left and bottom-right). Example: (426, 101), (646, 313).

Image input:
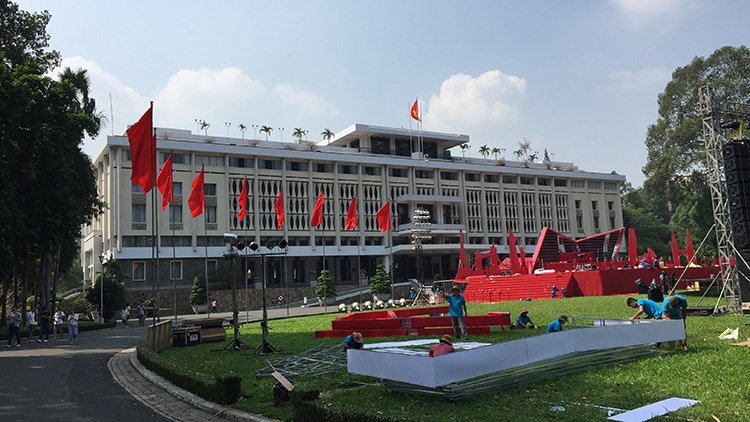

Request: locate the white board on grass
(607, 398), (699, 421)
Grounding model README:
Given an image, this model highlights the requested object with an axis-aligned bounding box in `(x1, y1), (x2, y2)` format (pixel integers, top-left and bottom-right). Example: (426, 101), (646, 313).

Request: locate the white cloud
(51, 58), (338, 157)
(609, 0), (690, 26)
(424, 70), (526, 130)
(600, 67), (672, 95)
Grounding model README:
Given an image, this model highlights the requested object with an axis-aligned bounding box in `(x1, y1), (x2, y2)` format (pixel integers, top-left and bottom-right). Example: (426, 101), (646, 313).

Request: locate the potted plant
(369, 264), (391, 301)
(189, 274), (208, 314)
(315, 269), (336, 305)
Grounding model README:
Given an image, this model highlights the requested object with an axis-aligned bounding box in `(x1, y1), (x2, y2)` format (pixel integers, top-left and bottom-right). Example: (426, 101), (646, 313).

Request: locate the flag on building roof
(156, 154), (173, 211)
(238, 176), (249, 222)
(376, 201), (391, 232)
(345, 196), (357, 230)
(410, 98), (421, 122)
(188, 165), (205, 217)
(310, 192), (325, 228)
(127, 104), (156, 193)
(274, 191), (285, 229)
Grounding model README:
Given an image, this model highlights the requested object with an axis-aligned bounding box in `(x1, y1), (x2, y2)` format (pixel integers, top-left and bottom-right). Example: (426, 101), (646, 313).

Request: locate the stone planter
(373, 293), (391, 302)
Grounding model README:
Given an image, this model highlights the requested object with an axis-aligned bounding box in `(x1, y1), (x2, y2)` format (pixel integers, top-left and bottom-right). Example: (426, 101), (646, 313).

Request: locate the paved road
(0, 326), (165, 422)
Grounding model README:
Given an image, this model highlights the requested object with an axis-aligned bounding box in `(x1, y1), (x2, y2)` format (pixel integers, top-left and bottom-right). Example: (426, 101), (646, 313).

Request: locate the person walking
(137, 303), (146, 327)
(26, 307), (36, 342)
(446, 286), (468, 339)
(121, 305), (130, 328)
(53, 309), (66, 339)
(38, 307), (50, 343)
(67, 313), (79, 344)
(6, 306), (23, 347)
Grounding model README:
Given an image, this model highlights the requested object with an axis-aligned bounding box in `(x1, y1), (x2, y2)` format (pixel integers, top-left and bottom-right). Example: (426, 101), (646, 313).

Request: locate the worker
(342, 332), (364, 351)
(546, 315), (568, 333)
(626, 297), (663, 320)
(662, 295), (689, 351)
(446, 286), (468, 339)
(428, 334), (455, 357)
(515, 308), (537, 329)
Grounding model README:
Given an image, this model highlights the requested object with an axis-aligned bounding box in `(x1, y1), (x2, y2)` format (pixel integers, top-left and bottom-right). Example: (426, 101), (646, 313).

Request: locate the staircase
(461, 273), (574, 302)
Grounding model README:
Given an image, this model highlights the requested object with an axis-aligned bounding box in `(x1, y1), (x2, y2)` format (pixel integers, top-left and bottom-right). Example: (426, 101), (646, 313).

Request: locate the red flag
(376, 202), (391, 232)
(238, 176), (249, 221)
(310, 192), (325, 228)
(188, 165), (205, 217)
(410, 98), (421, 122)
(274, 191), (284, 229)
(127, 104), (156, 193)
(156, 154), (173, 211)
(344, 197), (357, 230)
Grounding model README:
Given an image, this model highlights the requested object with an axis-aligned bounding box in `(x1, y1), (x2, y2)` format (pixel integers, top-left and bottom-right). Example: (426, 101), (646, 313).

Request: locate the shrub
(315, 269), (336, 298)
(369, 264), (391, 294)
(58, 294), (93, 315)
(85, 272), (126, 313)
(189, 274), (207, 305)
(136, 344), (241, 405)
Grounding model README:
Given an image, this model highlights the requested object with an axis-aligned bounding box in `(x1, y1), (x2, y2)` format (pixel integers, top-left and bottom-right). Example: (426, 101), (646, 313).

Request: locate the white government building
(81, 123), (625, 292)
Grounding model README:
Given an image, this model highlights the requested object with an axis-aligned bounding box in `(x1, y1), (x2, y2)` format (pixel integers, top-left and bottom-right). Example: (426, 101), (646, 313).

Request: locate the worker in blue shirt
(662, 295), (689, 351)
(446, 286), (468, 339)
(626, 297), (663, 320)
(515, 308), (537, 329)
(546, 315), (568, 333)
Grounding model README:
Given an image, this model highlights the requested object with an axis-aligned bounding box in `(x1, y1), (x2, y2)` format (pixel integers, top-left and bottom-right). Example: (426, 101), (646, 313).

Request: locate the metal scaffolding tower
(698, 85), (746, 313)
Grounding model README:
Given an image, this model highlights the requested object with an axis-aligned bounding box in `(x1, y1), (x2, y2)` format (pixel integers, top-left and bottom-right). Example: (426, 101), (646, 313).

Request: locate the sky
(21, 0), (750, 186)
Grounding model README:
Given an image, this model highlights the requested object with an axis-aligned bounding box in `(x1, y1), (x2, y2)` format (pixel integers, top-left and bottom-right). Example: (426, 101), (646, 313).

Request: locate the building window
(122, 236), (153, 247)
(132, 261), (146, 281)
(604, 182), (618, 190)
(571, 180), (585, 188)
(229, 156), (253, 168)
(286, 161), (309, 172)
(576, 216), (583, 230)
(169, 205), (183, 223)
(207, 260), (218, 277)
(314, 163), (333, 173)
(554, 179), (567, 187)
(206, 206), (217, 224)
(441, 172), (458, 181)
(123, 150), (131, 161)
(464, 173), (480, 182)
(575, 200), (581, 209)
(520, 176), (534, 185)
(132, 204), (146, 223)
(416, 170), (434, 179)
(537, 178), (551, 186)
(588, 181), (602, 189)
(390, 168), (408, 177)
(338, 165), (358, 175)
(169, 261), (183, 280)
(485, 174), (499, 183)
(592, 200), (598, 210)
(594, 216), (600, 230)
(195, 155), (224, 167)
(173, 182), (182, 195)
(132, 184), (143, 194)
(608, 201), (614, 210)
(160, 152), (190, 164)
(502, 175), (517, 184)
(363, 166), (381, 176)
(160, 236), (191, 247)
(610, 217), (616, 229)
(204, 183), (217, 197)
(259, 159), (282, 170)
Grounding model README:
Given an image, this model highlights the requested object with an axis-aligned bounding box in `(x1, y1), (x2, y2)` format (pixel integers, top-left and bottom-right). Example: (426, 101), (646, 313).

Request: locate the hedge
(136, 343), (241, 405)
(290, 389), (407, 422)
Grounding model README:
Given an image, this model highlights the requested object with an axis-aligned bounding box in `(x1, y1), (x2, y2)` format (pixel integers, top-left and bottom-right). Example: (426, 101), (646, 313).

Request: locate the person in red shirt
(429, 334), (455, 357)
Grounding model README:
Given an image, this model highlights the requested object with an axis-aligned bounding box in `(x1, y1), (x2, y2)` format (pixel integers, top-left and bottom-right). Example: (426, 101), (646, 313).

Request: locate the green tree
(369, 264), (391, 295)
(459, 143), (470, 157)
(478, 145), (490, 159)
(315, 269), (336, 298)
(260, 125), (273, 141)
(491, 147), (501, 160)
(292, 127), (305, 142)
(321, 128), (334, 145)
(189, 274), (207, 305)
(85, 258), (126, 316)
(238, 123), (247, 139)
(644, 46), (750, 221)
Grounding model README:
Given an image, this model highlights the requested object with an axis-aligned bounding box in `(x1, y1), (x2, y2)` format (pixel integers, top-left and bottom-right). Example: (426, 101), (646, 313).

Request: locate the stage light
(249, 242), (259, 251)
(278, 239), (288, 249)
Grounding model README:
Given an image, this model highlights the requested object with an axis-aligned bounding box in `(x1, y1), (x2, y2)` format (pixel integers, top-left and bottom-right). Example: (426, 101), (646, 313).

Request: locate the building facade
(81, 123), (625, 293)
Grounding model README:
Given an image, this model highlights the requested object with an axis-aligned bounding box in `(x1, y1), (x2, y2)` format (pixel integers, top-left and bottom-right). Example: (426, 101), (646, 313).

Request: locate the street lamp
(98, 254), (106, 324)
(278, 127), (285, 142)
(223, 233), (248, 350)
(252, 124), (259, 140)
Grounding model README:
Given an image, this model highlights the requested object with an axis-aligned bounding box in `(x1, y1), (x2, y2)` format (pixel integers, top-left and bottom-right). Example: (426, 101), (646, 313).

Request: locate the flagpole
(172, 209), (177, 320)
(150, 105), (157, 351)
(408, 100), (413, 155)
(204, 214), (209, 317)
(388, 199), (395, 299)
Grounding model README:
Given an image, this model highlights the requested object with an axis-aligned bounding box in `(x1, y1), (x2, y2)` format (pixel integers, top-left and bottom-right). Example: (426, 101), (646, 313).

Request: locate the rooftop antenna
(109, 92), (115, 135)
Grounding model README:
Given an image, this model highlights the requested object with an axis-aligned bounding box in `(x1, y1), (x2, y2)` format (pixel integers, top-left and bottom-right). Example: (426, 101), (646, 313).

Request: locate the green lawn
(155, 292), (750, 421)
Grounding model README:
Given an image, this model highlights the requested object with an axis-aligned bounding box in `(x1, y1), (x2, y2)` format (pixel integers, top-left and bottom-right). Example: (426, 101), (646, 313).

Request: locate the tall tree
(292, 127), (305, 142)
(478, 145), (490, 159)
(260, 125), (272, 141)
(321, 128), (334, 145)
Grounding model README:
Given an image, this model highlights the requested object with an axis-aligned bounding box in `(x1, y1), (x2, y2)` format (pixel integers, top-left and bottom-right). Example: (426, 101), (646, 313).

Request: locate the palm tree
(491, 147), (501, 160)
(60, 68), (104, 135)
(321, 128), (334, 145)
(260, 125), (273, 141)
(238, 123), (247, 139)
(196, 120), (210, 135)
(459, 143), (470, 157)
(292, 128), (305, 143)
(513, 149), (524, 161)
(478, 145), (490, 159)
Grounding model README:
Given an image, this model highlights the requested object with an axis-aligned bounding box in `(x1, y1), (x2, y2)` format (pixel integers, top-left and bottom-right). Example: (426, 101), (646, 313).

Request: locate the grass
(154, 292), (750, 421)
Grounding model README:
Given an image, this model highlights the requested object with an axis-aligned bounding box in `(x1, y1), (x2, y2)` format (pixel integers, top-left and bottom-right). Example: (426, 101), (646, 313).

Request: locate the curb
(128, 349), (278, 422)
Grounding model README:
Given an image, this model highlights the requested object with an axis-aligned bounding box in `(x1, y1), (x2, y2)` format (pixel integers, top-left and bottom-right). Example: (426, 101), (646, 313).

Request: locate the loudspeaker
(723, 140), (750, 249)
(733, 249), (750, 303)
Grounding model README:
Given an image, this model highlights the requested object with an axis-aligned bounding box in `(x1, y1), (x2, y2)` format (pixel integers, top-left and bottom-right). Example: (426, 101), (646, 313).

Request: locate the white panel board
(347, 319), (686, 388)
(608, 398), (699, 421)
